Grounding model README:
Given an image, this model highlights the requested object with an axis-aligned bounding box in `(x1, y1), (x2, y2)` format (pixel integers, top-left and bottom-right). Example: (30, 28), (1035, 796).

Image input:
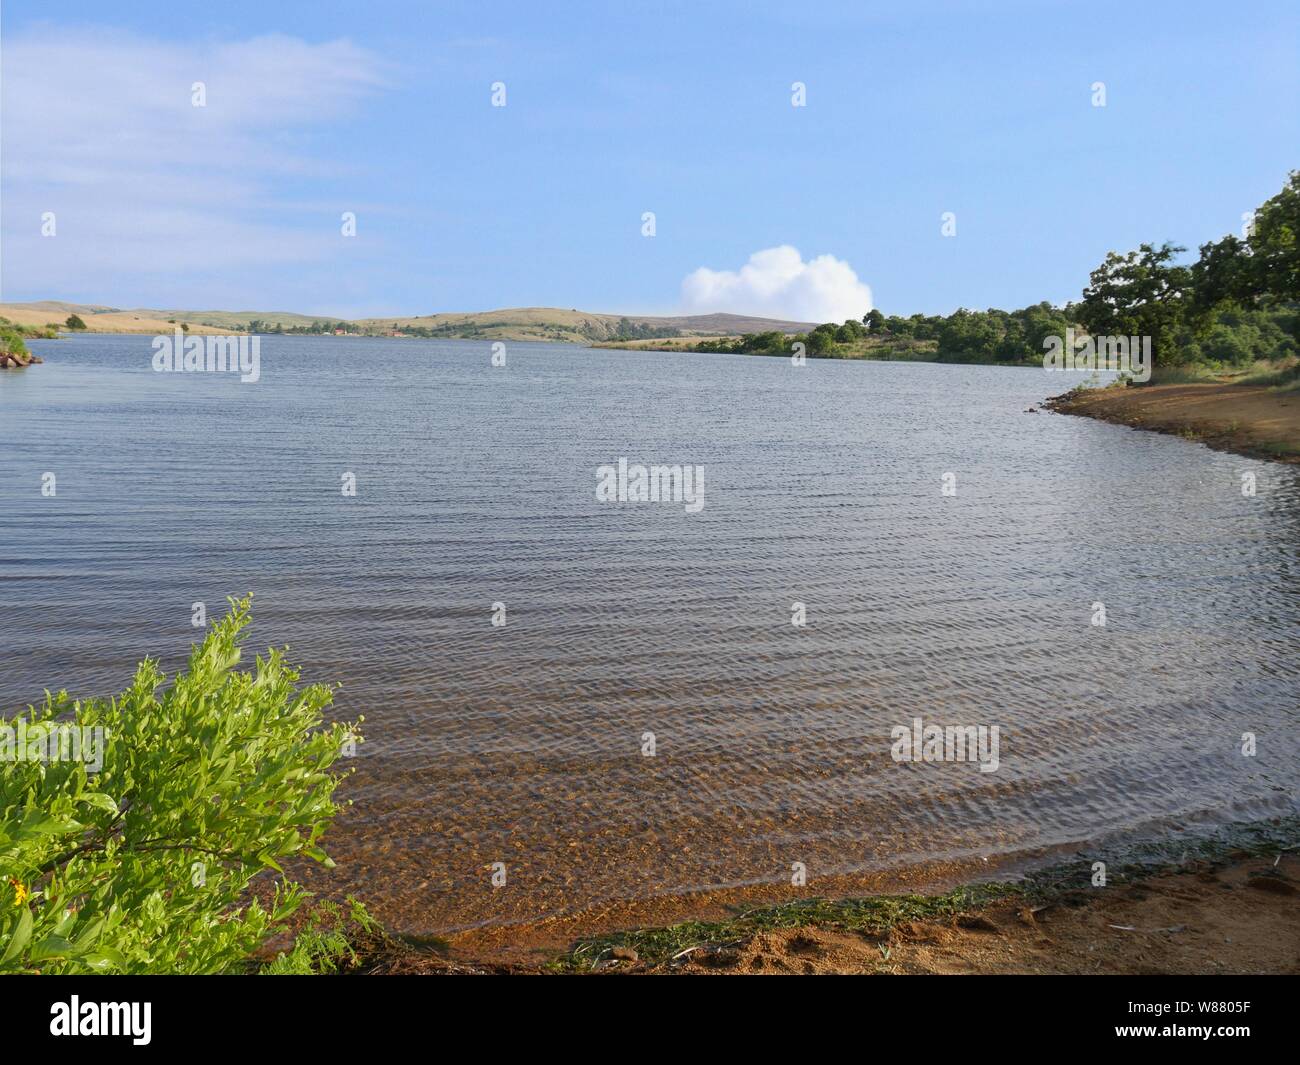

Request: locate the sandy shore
(349, 841), (1299, 975)
(1046, 381), (1300, 463)
(650, 856), (1299, 975)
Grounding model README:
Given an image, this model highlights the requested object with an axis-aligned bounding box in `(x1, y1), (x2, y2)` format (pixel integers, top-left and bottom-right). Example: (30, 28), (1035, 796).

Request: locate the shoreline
(22, 329), (1033, 370)
(593, 336), (1040, 368)
(337, 818), (1300, 975)
(1046, 381), (1300, 464)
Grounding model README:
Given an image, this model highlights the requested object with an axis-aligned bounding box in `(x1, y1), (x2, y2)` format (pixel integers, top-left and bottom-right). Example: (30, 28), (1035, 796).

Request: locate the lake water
(2, 333), (1298, 935)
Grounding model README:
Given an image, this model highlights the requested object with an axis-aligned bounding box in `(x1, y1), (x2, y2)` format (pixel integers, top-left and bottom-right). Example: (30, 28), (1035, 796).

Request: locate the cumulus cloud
(681, 245), (873, 323)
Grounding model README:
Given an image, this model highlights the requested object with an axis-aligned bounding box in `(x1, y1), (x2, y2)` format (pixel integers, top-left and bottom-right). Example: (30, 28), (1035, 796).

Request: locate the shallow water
(2, 333), (1297, 933)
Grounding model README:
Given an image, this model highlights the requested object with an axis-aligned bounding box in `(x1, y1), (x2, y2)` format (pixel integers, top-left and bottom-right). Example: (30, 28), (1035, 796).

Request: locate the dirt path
(1046, 382), (1300, 463)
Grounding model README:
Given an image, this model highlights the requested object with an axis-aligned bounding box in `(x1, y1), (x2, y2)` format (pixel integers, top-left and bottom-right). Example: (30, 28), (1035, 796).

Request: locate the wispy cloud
(681, 246), (873, 323)
(1, 27), (388, 305)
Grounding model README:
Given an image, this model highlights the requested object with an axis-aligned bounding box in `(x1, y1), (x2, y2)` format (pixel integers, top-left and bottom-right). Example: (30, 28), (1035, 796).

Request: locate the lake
(2, 333), (1298, 935)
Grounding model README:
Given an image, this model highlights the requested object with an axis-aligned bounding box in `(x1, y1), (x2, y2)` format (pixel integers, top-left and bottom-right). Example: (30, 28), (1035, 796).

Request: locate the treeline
(694, 302), (1074, 364)
(1071, 170), (1298, 375)
(700, 170), (1299, 376)
(691, 325), (868, 358)
(607, 317), (681, 341)
(227, 315), (682, 342)
(877, 303), (1076, 364)
(245, 319), (363, 335)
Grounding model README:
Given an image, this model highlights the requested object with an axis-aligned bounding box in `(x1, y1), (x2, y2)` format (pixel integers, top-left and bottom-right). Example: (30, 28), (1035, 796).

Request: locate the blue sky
(2, 0), (1297, 320)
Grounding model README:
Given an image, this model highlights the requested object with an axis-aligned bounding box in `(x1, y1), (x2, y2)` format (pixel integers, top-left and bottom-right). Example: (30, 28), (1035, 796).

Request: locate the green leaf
(77, 792), (120, 816)
(15, 809), (83, 839)
(79, 948), (127, 972)
(0, 908), (33, 965)
(29, 934), (76, 962)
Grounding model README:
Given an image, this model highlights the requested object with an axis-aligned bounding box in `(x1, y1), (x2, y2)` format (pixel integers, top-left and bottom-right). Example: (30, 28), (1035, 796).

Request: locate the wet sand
(1046, 382), (1300, 463)
(441, 852), (1001, 965)
(358, 852), (1299, 975)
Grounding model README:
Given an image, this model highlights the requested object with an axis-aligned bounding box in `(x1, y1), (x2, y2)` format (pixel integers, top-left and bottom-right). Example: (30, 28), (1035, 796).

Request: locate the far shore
(1046, 381), (1300, 464)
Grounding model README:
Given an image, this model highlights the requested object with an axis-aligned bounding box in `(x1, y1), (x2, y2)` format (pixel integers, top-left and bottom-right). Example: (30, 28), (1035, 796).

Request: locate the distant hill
(351, 308), (818, 342)
(0, 301), (234, 335)
(0, 302), (817, 343)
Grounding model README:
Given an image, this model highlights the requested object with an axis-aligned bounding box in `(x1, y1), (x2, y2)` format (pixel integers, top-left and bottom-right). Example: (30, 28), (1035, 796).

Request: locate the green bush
(0, 325), (28, 357)
(0, 597), (361, 974)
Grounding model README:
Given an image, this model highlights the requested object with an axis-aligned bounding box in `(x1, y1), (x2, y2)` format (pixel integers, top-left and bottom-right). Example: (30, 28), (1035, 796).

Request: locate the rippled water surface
(2, 334), (1298, 932)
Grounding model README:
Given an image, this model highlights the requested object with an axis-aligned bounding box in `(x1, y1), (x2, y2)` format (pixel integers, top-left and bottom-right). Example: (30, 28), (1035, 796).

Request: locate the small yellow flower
(8, 877), (28, 906)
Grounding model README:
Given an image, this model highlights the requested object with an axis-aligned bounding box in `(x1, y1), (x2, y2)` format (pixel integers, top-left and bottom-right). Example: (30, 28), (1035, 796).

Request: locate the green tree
(835, 319), (866, 343)
(65, 314), (87, 330)
(746, 331), (786, 354)
(994, 317), (1028, 361)
(1077, 242), (1193, 371)
(1018, 302), (1072, 357)
(1248, 169), (1300, 302)
(1191, 172), (1299, 313)
(803, 327), (840, 357)
(1190, 233), (1255, 313)
(935, 308), (1000, 361)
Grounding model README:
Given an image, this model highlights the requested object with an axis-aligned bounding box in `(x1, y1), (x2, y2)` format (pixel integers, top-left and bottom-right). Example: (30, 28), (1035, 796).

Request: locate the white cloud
(0, 28), (388, 305)
(680, 245), (873, 323)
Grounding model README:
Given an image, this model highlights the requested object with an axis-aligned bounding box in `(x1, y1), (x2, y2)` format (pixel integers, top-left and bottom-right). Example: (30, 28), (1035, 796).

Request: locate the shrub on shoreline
(0, 597), (361, 974)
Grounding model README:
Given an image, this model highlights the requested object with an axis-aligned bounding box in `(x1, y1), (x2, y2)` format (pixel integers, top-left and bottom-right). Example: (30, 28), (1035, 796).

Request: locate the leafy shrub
(0, 597), (361, 974)
(0, 325), (28, 357)
(1176, 305), (1299, 367)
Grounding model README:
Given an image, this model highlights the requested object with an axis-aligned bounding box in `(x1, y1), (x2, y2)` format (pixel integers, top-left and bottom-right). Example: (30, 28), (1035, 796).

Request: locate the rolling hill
(0, 302), (816, 343)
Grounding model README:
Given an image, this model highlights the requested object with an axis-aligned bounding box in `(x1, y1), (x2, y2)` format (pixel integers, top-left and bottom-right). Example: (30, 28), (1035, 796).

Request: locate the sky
(1, 0), (1297, 321)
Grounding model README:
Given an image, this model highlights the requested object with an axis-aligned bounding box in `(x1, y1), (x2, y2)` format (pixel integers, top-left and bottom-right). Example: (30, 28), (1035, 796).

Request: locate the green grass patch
(261, 897), (382, 975)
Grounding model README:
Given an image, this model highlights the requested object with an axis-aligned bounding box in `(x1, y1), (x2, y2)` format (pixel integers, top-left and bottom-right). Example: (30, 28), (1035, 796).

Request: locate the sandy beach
(1046, 381), (1300, 464)
(349, 851), (1299, 975)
